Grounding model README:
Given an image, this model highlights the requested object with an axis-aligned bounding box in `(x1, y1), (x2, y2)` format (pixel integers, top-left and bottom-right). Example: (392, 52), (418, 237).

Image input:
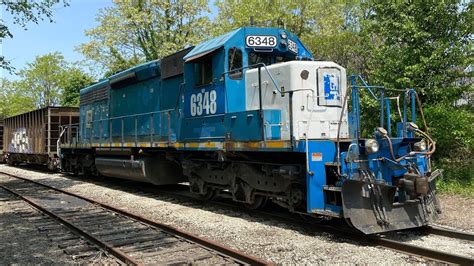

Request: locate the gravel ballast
(0, 165), (472, 264)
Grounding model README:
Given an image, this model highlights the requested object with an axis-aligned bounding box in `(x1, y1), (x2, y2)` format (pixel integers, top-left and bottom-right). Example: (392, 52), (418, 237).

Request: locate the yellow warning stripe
(66, 140), (291, 150)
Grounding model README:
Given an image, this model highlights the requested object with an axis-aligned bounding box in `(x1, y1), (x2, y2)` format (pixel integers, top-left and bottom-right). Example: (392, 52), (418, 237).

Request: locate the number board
(288, 39), (298, 54)
(184, 84), (225, 117)
(245, 35), (277, 48)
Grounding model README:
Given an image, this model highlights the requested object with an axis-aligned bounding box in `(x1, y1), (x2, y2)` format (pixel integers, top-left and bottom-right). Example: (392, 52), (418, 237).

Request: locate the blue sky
(1, 0), (113, 80)
(1, 1), (219, 80)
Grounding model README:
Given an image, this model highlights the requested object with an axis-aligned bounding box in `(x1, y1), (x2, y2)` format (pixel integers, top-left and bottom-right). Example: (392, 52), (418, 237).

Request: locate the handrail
(348, 75), (422, 139)
(90, 108), (174, 124)
(352, 75), (380, 100)
(222, 63), (283, 143)
(222, 63), (282, 94)
(60, 109), (175, 147)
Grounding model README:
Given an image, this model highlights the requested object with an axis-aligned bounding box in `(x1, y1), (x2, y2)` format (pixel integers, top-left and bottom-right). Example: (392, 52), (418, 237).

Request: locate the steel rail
(0, 171), (270, 266)
(366, 234), (473, 265)
(423, 225), (474, 242)
(0, 184), (140, 266)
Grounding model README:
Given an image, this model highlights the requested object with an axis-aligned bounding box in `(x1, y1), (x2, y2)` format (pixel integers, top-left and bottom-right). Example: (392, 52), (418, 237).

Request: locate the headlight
(414, 140), (427, 151)
(280, 31), (287, 39)
(365, 139), (379, 154)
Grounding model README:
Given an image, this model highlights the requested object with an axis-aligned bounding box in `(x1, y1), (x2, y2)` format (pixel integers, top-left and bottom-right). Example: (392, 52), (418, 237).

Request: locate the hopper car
(2, 107), (79, 169)
(54, 27), (441, 234)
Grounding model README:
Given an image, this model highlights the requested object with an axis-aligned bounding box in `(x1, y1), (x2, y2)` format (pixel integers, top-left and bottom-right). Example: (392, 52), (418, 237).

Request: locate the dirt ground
(436, 194), (474, 232)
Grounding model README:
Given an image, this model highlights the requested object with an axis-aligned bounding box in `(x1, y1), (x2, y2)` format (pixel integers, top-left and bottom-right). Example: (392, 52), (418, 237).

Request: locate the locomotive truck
(58, 27), (441, 234)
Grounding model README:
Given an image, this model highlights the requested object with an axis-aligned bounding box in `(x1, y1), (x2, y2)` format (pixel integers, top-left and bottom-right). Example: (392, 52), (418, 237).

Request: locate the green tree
(214, 0), (366, 74)
(0, 78), (35, 118)
(16, 52), (68, 107)
(78, 0), (211, 76)
(361, 0), (472, 104)
(0, 0), (69, 70)
(61, 68), (94, 107)
(359, 0), (473, 186)
(15, 52), (94, 108)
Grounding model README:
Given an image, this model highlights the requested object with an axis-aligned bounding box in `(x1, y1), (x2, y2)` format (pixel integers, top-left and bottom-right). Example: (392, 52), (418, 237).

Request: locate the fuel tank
(95, 156), (185, 185)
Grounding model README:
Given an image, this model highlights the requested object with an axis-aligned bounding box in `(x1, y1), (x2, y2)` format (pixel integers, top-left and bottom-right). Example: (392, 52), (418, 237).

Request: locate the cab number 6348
(246, 35), (277, 48)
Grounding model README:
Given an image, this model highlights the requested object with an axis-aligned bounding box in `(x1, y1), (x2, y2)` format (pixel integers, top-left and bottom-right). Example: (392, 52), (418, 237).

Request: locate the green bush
(425, 105), (473, 196)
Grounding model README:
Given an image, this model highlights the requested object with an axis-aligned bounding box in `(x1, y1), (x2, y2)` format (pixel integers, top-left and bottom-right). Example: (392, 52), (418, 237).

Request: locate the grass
(437, 179), (474, 197)
(434, 159), (473, 197)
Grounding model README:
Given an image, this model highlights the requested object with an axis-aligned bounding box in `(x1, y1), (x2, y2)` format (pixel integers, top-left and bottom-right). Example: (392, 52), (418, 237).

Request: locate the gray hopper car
(3, 107), (79, 169)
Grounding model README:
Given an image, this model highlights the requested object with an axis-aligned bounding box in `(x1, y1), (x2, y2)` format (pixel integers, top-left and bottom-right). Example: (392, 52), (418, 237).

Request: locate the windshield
(248, 52), (296, 66)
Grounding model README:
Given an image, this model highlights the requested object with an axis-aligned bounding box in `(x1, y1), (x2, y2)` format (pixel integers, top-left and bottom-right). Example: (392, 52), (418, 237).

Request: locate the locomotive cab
(181, 27), (345, 142)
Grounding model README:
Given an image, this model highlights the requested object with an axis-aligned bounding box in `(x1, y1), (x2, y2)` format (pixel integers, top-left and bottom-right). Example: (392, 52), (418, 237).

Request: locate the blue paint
(224, 110), (262, 141)
(411, 89), (416, 123)
(323, 73), (339, 101)
(79, 80), (110, 142)
(181, 115), (226, 141)
(302, 140), (337, 212)
(183, 28), (240, 61)
(385, 97), (392, 136)
(263, 110), (282, 140)
(183, 27), (314, 114)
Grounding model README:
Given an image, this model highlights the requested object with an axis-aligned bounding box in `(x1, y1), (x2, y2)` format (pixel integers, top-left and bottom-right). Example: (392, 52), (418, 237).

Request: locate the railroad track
(0, 172), (269, 265)
(78, 175), (474, 265)
(150, 186), (474, 265)
(2, 170), (473, 265)
(0, 188), (108, 263)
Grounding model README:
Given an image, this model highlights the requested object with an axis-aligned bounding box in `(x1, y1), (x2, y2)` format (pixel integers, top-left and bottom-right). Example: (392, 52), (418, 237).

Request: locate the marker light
(414, 140), (427, 151)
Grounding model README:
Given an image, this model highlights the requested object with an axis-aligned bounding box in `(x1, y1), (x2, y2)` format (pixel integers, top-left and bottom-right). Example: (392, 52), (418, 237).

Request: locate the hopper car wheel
(244, 195), (268, 210)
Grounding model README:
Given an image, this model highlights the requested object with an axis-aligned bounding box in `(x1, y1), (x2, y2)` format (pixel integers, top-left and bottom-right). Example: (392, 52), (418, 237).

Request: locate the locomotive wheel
(344, 217), (354, 228)
(244, 195), (268, 210)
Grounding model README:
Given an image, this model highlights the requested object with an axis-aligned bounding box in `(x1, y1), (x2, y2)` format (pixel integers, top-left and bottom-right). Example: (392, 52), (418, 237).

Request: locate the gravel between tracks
(1, 165), (472, 264)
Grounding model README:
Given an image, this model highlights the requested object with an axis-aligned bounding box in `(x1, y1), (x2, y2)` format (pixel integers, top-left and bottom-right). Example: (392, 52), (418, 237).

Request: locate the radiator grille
(80, 85), (108, 105)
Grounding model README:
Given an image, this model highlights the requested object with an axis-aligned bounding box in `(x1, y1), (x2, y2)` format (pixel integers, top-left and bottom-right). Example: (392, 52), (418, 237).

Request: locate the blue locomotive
(60, 27), (441, 234)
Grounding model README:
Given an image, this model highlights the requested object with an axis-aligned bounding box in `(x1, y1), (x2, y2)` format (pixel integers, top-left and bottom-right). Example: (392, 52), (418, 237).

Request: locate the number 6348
(190, 90), (217, 116)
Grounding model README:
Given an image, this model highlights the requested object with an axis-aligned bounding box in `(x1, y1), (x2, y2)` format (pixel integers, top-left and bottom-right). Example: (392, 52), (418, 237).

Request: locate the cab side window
(228, 47), (243, 79)
(194, 57), (213, 86)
